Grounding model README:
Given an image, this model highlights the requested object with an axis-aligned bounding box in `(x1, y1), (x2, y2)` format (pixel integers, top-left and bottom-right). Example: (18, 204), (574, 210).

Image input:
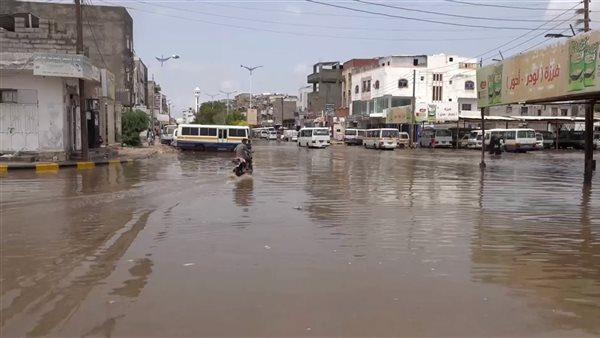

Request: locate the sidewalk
(0, 144), (176, 172)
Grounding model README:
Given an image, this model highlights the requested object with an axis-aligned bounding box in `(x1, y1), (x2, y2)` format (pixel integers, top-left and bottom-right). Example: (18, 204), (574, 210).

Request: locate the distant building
(307, 61), (343, 121)
(133, 56), (148, 108)
(341, 58), (379, 117)
(350, 54), (479, 127)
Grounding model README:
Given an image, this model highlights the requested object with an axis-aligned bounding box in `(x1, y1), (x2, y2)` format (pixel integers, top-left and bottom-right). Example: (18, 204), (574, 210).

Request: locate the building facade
(0, 14), (116, 160)
(350, 54), (479, 126)
(4, 0), (135, 108)
(341, 58), (379, 117)
(133, 56), (148, 109)
(307, 61), (343, 120)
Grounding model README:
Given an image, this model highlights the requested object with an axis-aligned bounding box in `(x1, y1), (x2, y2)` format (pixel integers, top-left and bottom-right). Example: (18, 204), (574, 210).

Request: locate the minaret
(194, 87), (201, 113)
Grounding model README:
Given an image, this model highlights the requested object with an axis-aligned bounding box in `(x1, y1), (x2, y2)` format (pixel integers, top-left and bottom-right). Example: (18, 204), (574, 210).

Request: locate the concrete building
(272, 97), (298, 127)
(307, 61), (342, 120)
(350, 54), (479, 126)
(4, 0), (135, 108)
(233, 93), (250, 111)
(0, 14), (115, 160)
(341, 58), (379, 117)
(133, 56), (148, 109)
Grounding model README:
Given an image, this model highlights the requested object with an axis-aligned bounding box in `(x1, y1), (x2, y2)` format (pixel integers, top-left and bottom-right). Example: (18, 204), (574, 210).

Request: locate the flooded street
(1, 143), (599, 337)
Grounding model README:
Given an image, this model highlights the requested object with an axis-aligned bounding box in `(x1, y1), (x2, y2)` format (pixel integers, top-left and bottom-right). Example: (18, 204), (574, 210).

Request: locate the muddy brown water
(1, 143), (599, 337)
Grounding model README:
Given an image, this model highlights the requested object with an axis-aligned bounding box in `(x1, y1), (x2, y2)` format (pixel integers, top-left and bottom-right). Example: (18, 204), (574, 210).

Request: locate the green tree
(225, 111), (247, 126)
(194, 101), (226, 124)
(121, 110), (150, 146)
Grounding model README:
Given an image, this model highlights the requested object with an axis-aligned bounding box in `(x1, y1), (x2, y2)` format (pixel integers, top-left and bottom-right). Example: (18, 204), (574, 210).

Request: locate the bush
(121, 110), (150, 146)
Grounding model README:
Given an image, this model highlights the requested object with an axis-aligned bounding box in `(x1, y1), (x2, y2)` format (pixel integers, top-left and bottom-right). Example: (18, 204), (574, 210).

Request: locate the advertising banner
(246, 108), (258, 126)
(386, 105), (412, 124)
(415, 102), (428, 122)
(33, 53), (101, 82)
(477, 31), (600, 108)
(435, 102), (459, 121)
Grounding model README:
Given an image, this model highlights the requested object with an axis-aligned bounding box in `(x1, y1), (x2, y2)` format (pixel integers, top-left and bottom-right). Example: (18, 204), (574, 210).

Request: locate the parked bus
(175, 124), (249, 151)
(419, 128), (453, 148)
(363, 128), (399, 150)
(484, 128), (537, 152)
(298, 127), (331, 148)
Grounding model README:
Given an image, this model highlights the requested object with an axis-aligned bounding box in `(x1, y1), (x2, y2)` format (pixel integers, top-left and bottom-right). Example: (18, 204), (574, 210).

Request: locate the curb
(0, 158), (136, 172)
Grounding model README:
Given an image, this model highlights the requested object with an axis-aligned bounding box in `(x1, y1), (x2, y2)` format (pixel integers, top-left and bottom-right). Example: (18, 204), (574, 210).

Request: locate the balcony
(307, 69), (342, 84)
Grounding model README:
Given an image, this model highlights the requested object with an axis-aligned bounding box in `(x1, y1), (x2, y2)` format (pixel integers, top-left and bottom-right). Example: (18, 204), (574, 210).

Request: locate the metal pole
(75, 0), (88, 160)
(249, 71), (253, 113)
(583, 0), (590, 32)
(480, 107), (486, 168)
(584, 100), (595, 183)
(281, 96), (284, 129)
(555, 121), (560, 150)
(456, 117), (460, 149)
(410, 69), (416, 147)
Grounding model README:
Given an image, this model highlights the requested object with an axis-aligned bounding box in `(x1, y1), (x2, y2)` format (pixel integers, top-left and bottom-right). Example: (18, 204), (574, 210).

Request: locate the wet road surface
(1, 143), (599, 337)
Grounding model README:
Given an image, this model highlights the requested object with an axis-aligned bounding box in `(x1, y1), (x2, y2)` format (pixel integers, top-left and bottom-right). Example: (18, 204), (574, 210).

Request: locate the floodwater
(1, 143), (599, 337)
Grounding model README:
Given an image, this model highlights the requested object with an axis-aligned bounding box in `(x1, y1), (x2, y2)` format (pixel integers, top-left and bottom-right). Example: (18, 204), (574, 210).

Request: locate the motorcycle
(232, 158), (253, 177)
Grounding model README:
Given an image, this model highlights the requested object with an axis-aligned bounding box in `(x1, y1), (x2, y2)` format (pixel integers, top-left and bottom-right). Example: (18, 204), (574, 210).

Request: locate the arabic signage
(415, 102), (428, 122)
(477, 31), (600, 108)
(33, 53), (101, 82)
(434, 102), (458, 121)
(386, 105), (412, 124)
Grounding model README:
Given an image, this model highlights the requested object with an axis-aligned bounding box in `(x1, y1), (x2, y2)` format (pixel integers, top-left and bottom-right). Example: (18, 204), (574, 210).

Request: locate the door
(218, 128), (228, 143)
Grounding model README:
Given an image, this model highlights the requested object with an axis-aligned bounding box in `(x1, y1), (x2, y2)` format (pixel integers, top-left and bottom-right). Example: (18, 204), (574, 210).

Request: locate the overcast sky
(92, 0), (599, 116)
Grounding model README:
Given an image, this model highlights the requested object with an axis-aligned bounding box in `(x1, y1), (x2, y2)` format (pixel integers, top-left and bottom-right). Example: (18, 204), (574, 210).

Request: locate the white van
(344, 128), (362, 145)
(298, 127), (331, 148)
(419, 128), (453, 148)
(267, 130), (278, 140)
(484, 128), (537, 152)
(364, 128), (399, 150)
(468, 130), (483, 149)
(160, 124), (177, 145)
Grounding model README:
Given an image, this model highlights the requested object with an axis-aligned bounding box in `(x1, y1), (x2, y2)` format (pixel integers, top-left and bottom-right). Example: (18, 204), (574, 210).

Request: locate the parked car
(458, 134), (470, 148)
(534, 132), (544, 150)
(558, 130), (585, 149)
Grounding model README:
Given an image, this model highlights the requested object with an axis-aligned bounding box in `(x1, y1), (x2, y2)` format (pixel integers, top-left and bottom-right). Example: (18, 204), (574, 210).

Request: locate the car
(397, 132), (410, 149)
(534, 132), (544, 150)
(540, 131), (556, 149)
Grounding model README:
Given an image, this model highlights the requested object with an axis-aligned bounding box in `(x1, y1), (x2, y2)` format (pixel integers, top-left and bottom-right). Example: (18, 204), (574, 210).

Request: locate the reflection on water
(1, 145), (598, 336)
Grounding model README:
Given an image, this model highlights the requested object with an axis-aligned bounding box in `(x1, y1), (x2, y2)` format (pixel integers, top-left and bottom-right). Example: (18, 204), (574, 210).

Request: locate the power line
(305, 0), (574, 30)
(444, 0), (581, 11)
(353, 0), (574, 23)
(106, 0), (524, 42)
(82, 0), (108, 69)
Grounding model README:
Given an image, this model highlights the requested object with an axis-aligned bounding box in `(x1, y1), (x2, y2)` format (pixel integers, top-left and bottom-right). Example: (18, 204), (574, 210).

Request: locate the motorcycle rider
(234, 139), (252, 172)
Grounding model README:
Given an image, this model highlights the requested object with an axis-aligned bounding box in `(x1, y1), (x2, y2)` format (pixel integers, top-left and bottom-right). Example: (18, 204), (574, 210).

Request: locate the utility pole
(75, 0), (88, 160)
(219, 90), (237, 117)
(281, 95), (285, 131)
(583, 0), (590, 32)
(410, 69), (416, 147)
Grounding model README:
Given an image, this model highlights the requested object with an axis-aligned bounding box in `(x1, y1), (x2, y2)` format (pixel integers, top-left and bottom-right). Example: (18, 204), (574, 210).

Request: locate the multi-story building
(350, 54), (479, 126)
(272, 96), (298, 127)
(341, 58), (379, 117)
(4, 0), (135, 108)
(133, 56), (148, 109)
(0, 13), (117, 160)
(307, 61), (343, 120)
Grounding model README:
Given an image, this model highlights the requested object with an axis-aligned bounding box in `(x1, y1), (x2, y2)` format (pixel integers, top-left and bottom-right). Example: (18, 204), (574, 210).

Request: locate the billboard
(385, 105), (412, 124)
(477, 31), (600, 108)
(33, 53), (101, 82)
(246, 108), (258, 126)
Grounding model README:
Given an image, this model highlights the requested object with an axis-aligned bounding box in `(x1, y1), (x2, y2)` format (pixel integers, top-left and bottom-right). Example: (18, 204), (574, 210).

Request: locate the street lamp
(205, 93), (220, 109)
(219, 90), (237, 116)
(240, 64), (263, 112)
(155, 54), (180, 67)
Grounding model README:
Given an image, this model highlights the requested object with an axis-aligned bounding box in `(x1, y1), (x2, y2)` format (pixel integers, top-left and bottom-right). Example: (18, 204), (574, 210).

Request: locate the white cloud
(220, 79), (239, 90)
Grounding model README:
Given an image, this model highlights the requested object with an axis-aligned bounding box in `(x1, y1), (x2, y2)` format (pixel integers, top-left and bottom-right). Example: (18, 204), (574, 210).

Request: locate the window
(449, 57), (454, 62)
(413, 59), (419, 66)
(387, 62), (390, 66)
(561, 109), (568, 116)
(537, 109), (542, 116)
(518, 130), (536, 138)
(374, 80), (380, 89)
(367, 80), (371, 92)
(182, 127), (191, 135)
(465, 81), (475, 90)
(461, 103), (472, 111)
(229, 128), (247, 137)
(362, 81), (366, 92)
(506, 106), (513, 114)
(551, 107), (558, 116)
(432, 85), (443, 101)
(398, 79), (409, 88)
(189, 127), (199, 136)
(420, 76), (425, 81)
(521, 106), (528, 116)
(449, 80), (453, 85)
(355, 85), (359, 94)
(433, 73), (443, 81)
(0, 89), (18, 103)
(505, 131), (516, 140)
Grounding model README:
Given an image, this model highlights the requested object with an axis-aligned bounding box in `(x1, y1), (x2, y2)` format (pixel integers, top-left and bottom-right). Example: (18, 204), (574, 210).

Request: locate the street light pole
(219, 90), (237, 116)
(240, 65), (263, 113)
(155, 54), (180, 67)
(75, 0), (88, 160)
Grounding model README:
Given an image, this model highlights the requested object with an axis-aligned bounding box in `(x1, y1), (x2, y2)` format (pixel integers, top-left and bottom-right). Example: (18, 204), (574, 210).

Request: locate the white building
(350, 54), (479, 124)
